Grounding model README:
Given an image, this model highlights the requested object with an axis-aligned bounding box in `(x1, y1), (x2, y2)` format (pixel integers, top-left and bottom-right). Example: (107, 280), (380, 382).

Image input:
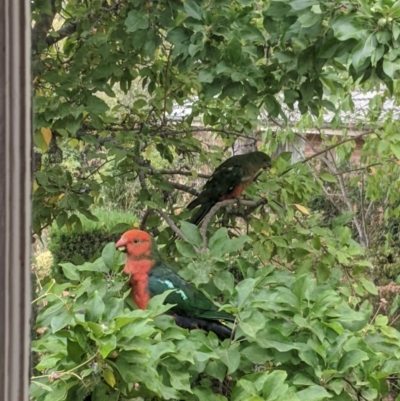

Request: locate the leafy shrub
(48, 208), (137, 279)
(31, 241), (400, 401)
(49, 230), (117, 267)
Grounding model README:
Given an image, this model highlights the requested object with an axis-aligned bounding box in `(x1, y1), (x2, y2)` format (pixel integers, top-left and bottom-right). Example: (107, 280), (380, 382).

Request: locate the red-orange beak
(115, 237), (127, 248)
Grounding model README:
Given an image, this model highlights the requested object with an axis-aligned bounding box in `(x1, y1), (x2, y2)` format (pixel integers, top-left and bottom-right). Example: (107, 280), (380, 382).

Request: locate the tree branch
(157, 209), (200, 252)
(161, 180), (200, 196)
(45, 21), (78, 46)
(32, 0), (57, 55)
(200, 199), (267, 251)
(342, 378), (368, 401)
(151, 168), (210, 179)
(162, 127), (261, 142)
(279, 130), (375, 177)
(302, 130), (373, 164)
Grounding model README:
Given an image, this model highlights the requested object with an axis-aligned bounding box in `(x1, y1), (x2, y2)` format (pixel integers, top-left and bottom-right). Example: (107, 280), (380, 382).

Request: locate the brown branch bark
(160, 180), (200, 196)
(45, 21), (78, 47)
(152, 169), (210, 179)
(31, 0), (57, 56)
(157, 209), (201, 252)
(200, 199), (267, 251)
(301, 130), (373, 164)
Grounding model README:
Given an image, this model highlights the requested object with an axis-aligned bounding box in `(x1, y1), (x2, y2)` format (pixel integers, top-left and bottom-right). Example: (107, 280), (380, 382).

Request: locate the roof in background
(169, 92), (399, 130)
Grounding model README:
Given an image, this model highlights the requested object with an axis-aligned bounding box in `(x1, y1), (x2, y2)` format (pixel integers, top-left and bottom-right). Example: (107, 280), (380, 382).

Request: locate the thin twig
(157, 209), (200, 252)
(369, 302), (382, 325)
(82, 158), (114, 180)
(200, 199), (267, 251)
(140, 208), (153, 230)
(163, 47), (173, 125)
(152, 169), (210, 179)
(342, 378), (368, 401)
(31, 352), (99, 380)
(389, 313), (400, 327)
(159, 179), (200, 196)
(279, 130), (374, 177)
(332, 162), (382, 176)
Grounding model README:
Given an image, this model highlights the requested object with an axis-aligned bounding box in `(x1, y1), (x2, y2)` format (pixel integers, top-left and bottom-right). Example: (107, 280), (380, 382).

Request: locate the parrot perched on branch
(187, 151), (271, 226)
(116, 229), (234, 339)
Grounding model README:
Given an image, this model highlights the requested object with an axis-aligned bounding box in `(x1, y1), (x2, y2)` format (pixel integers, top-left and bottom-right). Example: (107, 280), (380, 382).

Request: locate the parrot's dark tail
(174, 315), (233, 340)
(187, 197), (200, 210)
(189, 203), (213, 226)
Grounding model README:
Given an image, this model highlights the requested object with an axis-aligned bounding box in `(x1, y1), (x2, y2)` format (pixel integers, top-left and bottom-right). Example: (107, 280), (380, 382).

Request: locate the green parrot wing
(187, 163), (244, 210)
(148, 261), (234, 321)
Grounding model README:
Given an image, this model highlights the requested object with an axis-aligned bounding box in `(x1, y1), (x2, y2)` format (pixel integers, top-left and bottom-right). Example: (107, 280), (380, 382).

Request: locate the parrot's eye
(133, 239), (139, 244)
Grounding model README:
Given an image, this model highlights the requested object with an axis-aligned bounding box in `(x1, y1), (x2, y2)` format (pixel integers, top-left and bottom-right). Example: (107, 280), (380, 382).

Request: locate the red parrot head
(116, 229), (155, 260)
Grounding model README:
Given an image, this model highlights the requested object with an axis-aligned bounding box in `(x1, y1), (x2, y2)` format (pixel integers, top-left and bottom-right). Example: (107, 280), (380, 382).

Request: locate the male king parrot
(116, 229), (234, 339)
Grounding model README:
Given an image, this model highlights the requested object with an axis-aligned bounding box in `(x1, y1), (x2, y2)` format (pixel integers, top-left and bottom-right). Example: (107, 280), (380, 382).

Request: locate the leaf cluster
(32, 242), (400, 401)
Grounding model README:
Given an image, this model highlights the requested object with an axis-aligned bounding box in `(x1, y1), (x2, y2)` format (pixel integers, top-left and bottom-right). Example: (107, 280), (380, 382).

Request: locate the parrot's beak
(116, 238), (127, 252)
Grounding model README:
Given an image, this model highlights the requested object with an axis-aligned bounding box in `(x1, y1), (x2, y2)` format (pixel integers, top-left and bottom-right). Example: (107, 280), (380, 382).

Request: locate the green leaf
(184, 0), (203, 20)
(102, 242), (117, 270)
(337, 350), (369, 372)
(148, 290), (176, 315)
(320, 173), (337, 183)
(166, 27), (189, 46)
(232, 278), (256, 308)
(125, 11), (149, 32)
(91, 382), (115, 401)
(382, 358), (400, 374)
(86, 291), (105, 322)
(216, 343), (241, 374)
(239, 310), (267, 337)
(289, 0), (317, 11)
(298, 344), (320, 369)
(292, 373), (317, 386)
(165, 364), (192, 392)
(198, 70), (214, 83)
(193, 386), (228, 401)
(205, 359), (226, 382)
(176, 240), (197, 258)
(51, 310), (73, 333)
(179, 221), (202, 247)
(390, 143), (400, 159)
(262, 370), (289, 399)
(110, 222), (133, 234)
(352, 34), (375, 69)
(323, 321), (345, 335)
(225, 236), (251, 254)
(328, 379), (345, 395)
(331, 15), (366, 41)
(43, 381), (67, 401)
(360, 277), (378, 295)
(241, 343), (272, 365)
(99, 334), (117, 358)
(383, 59), (400, 78)
(213, 270), (235, 294)
(317, 262), (330, 282)
(296, 385), (332, 401)
(60, 262), (80, 281)
(86, 95), (109, 114)
(257, 328), (298, 352)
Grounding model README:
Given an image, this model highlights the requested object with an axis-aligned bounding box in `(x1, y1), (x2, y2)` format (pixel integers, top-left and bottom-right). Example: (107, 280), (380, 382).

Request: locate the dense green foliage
(49, 230), (117, 271)
(48, 209), (136, 278)
(32, 0), (400, 237)
(32, 241), (400, 401)
(31, 0), (400, 399)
